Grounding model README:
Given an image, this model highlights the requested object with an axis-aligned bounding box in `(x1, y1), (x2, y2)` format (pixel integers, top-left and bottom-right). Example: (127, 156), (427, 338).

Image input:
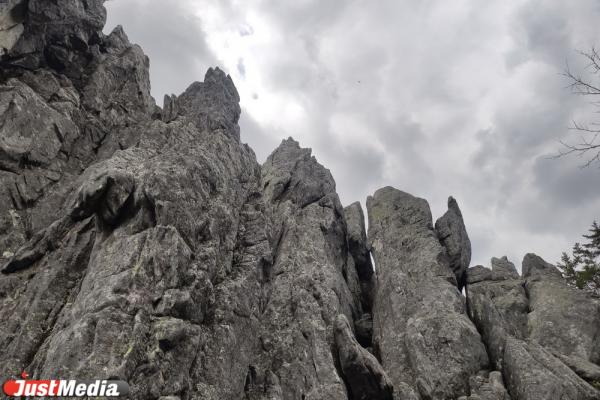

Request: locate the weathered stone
(554, 353), (600, 384)
(435, 196), (471, 289)
(467, 265), (493, 284)
(467, 371), (510, 400)
(367, 187), (489, 399)
(345, 201), (373, 280)
(345, 201), (376, 311)
(2, 3), (600, 400)
(250, 137), (361, 399)
(334, 314), (393, 400)
(466, 275), (528, 369)
(354, 313), (373, 348)
(503, 337), (599, 400)
(491, 256), (519, 280)
(523, 253), (600, 364)
(173, 67), (241, 139)
(467, 253), (600, 399)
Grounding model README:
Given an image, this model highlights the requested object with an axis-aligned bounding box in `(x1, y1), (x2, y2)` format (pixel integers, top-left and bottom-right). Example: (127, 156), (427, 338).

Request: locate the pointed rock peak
(104, 24), (131, 50)
(262, 137), (336, 208)
(272, 137), (309, 155)
(173, 67), (242, 139)
(447, 196), (463, 217)
(435, 195), (471, 289)
(204, 67), (239, 100)
(491, 256), (519, 280)
(266, 137), (313, 166)
(345, 202), (366, 238)
(522, 253), (563, 280)
(280, 136), (301, 148)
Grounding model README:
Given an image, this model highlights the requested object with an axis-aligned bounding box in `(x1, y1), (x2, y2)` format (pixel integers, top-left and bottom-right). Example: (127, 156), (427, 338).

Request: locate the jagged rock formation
(367, 188), (489, 399)
(466, 255), (600, 399)
(435, 196), (471, 289)
(0, 2), (599, 400)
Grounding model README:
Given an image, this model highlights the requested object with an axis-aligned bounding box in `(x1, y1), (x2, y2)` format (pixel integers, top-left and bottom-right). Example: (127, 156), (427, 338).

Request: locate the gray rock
(435, 196), (472, 289)
(467, 371), (510, 400)
(4, 0), (106, 73)
(345, 201), (373, 281)
(523, 253), (600, 364)
(467, 265), (493, 284)
(345, 201), (376, 311)
(0, 18), (268, 396)
(467, 253), (600, 398)
(354, 313), (373, 348)
(467, 276), (528, 370)
(334, 314), (393, 400)
(2, 3), (600, 400)
(554, 353), (600, 384)
(173, 67), (241, 139)
(522, 253), (563, 280)
(367, 187), (489, 399)
(503, 337), (599, 400)
(0, 0), (25, 55)
(491, 256), (520, 280)
(252, 137), (361, 399)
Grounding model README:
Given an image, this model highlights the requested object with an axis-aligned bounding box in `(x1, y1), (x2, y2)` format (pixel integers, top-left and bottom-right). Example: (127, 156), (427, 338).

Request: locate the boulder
(435, 196), (472, 289)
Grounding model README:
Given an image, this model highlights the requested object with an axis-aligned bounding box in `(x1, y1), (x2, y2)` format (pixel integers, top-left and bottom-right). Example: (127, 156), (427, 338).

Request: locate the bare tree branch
(558, 48), (600, 167)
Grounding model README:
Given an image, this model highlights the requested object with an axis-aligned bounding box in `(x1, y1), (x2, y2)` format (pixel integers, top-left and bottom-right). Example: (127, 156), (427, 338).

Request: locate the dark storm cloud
(104, 0), (600, 268)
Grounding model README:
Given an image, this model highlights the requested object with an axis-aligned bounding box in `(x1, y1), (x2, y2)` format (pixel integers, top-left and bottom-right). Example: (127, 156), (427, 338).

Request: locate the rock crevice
(1, 3), (599, 400)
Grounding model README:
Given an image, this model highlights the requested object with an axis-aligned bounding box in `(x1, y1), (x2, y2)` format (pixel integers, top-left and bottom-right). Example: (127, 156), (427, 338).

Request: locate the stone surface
(554, 353), (600, 384)
(491, 256), (520, 281)
(523, 253), (600, 364)
(466, 371), (511, 400)
(435, 196), (471, 289)
(367, 187), (489, 399)
(344, 201), (376, 311)
(249, 137), (361, 400)
(467, 254), (600, 399)
(503, 337), (599, 400)
(466, 268), (528, 370)
(467, 265), (493, 284)
(334, 314), (393, 400)
(1, 3), (600, 400)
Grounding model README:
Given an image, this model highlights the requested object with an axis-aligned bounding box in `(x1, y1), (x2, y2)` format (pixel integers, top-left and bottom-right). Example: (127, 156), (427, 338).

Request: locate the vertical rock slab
(344, 201), (375, 313)
(0, 64), (268, 400)
(463, 371), (511, 400)
(0, 5), (156, 269)
(466, 256), (600, 399)
(523, 253), (600, 364)
(503, 337), (599, 400)
(334, 314), (393, 400)
(344, 201), (372, 281)
(367, 187), (488, 399)
(256, 138), (361, 400)
(465, 260), (528, 370)
(490, 256), (519, 280)
(435, 196), (471, 289)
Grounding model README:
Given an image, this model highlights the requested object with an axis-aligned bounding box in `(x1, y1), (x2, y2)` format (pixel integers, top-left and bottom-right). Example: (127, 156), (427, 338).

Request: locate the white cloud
(105, 0), (600, 269)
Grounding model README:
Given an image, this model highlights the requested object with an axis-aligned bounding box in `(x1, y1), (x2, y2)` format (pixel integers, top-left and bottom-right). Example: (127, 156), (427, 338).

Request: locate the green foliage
(557, 221), (600, 295)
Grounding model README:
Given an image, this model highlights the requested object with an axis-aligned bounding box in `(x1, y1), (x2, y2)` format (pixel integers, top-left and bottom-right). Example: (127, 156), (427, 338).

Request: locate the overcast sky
(105, 0), (600, 269)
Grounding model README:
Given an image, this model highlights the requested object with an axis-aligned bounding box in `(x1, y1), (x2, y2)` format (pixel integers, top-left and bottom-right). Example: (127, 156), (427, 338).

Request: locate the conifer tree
(558, 221), (600, 295)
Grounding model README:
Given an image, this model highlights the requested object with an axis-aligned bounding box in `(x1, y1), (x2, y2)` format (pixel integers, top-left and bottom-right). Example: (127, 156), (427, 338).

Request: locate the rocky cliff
(0, 2), (599, 400)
